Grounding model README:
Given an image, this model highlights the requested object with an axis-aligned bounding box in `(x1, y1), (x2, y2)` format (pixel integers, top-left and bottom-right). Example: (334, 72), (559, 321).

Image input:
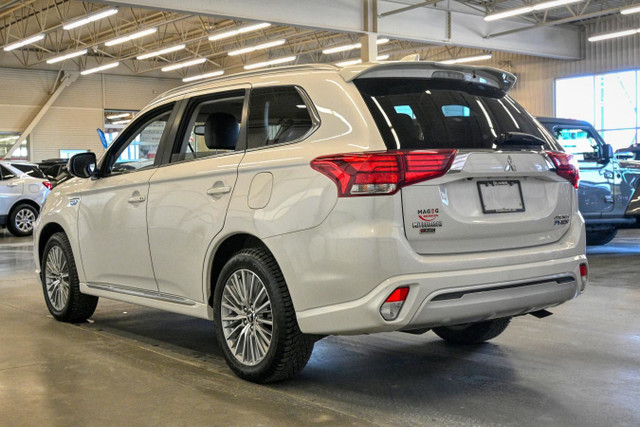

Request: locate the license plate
(477, 180), (525, 214)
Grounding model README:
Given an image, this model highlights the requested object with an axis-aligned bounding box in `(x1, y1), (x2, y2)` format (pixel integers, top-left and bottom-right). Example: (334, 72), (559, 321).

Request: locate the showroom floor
(1, 231), (638, 426)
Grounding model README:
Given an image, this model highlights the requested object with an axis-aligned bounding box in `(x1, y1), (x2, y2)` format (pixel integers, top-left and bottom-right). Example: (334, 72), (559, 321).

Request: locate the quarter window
(0, 165), (15, 180)
(246, 87), (314, 149)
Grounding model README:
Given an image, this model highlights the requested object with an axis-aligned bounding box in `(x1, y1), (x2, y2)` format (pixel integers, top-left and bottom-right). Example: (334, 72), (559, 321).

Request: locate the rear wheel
(41, 232), (98, 322)
(586, 228), (618, 246)
(433, 317), (512, 345)
(7, 203), (37, 237)
(213, 248), (314, 383)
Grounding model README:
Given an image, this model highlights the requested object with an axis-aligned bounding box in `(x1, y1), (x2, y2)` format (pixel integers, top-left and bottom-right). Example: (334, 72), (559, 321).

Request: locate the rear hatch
(353, 67), (576, 254)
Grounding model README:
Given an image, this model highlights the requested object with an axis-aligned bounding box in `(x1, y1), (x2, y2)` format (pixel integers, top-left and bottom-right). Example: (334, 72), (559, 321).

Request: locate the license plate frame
(477, 180), (525, 214)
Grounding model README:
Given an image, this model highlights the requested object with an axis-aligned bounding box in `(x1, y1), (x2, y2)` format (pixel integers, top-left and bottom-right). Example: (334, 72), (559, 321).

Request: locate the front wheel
(213, 248), (314, 383)
(433, 317), (512, 345)
(41, 232), (98, 322)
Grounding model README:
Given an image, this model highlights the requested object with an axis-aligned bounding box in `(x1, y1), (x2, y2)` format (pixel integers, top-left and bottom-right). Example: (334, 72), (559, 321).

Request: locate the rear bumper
(296, 255), (586, 335)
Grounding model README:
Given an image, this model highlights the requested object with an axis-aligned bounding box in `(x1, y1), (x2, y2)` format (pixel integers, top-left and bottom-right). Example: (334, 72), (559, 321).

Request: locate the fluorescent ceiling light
(228, 39), (286, 56)
(243, 55), (296, 70)
(111, 120), (131, 125)
(182, 70), (225, 82)
(104, 28), (157, 46)
(63, 8), (118, 30)
(484, 0), (582, 21)
(106, 113), (131, 120)
(209, 22), (271, 41)
(588, 28), (640, 42)
(438, 53), (493, 64)
(137, 44), (186, 60)
(81, 62), (120, 75)
(334, 55), (389, 67)
(46, 49), (88, 64)
(161, 57), (206, 72)
(621, 5), (640, 15)
(322, 38), (389, 55)
(3, 34), (45, 52)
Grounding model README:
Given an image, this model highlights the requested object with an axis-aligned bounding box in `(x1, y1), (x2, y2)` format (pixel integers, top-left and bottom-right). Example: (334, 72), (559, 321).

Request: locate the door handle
(206, 186), (231, 196)
(6, 182), (18, 187)
(603, 170), (614, 179)
(128, 195), (146, 204)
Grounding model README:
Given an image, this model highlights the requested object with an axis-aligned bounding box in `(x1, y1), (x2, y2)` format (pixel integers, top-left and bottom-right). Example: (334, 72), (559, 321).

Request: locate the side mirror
(598, 143), (614, 164)
(68, 152), (97, 178)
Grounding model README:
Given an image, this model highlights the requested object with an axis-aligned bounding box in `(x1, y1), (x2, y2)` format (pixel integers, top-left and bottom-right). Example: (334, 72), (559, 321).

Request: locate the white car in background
(35, 62), (588, 383)
(0, 161), (51, 236)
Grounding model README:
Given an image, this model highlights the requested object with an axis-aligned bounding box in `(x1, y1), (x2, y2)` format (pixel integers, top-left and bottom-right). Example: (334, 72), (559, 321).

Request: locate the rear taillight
(310, 150), (457, 197)
(546, 151), (579, 189)
(579, 263), (588, 290)
(42, 181), (53, 190)
(380, 287), (409, 321)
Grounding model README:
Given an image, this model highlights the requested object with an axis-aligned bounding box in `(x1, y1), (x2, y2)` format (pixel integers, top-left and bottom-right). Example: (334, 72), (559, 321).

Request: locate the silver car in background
(0, 161), (51, 236)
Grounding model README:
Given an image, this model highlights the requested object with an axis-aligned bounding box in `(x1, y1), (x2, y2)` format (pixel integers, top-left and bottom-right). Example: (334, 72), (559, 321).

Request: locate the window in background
(556, 71), (639, 151)
(103, 110), (138, 147)
(60, 149), (88, 159)
(0, 133), (29, 160)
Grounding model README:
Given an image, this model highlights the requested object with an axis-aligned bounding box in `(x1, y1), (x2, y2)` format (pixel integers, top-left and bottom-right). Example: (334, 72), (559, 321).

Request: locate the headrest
(204, 112), (239, 150)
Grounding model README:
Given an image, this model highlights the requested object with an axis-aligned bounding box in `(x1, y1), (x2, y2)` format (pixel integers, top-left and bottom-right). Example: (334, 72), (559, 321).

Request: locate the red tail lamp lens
(546, 151), (579, 189)
(380, 286), (410, 321)
(311, 150), (457, 197)
(42, 181), (53, 190)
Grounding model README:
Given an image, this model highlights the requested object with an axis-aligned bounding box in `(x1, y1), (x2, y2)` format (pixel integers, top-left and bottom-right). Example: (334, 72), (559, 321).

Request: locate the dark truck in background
(538, 117), (640, 245)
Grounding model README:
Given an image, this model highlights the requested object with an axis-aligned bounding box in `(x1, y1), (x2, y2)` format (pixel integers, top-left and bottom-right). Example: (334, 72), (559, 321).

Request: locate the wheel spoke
(44, 245), (70, 311)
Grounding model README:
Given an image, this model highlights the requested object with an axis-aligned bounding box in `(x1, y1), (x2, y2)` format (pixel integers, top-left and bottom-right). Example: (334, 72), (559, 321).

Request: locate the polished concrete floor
(1, 230), (639, 426)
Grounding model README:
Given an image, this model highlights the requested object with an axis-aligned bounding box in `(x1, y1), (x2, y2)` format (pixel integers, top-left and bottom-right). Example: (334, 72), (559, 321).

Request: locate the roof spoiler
(339, 61), (517, 93)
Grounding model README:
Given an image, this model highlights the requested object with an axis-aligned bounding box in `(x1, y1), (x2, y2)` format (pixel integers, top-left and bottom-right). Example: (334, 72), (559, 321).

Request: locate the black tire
(586, 228), (618, 246)
(7, 203), (38, 237)
(213, 247), (314, 383)
(41, 232), (98, 322)
(433, 317), (512, 345)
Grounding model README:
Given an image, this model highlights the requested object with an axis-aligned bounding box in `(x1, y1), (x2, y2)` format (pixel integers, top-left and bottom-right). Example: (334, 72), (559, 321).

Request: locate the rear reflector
(546, 151), (579, 189)
(311, 150), (456, 197)
(380, 287), (409, 321)
(579, 263), (588, 278)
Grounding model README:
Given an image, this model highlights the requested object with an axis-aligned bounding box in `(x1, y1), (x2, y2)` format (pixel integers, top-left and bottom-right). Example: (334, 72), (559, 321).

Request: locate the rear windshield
(11, 164), (46, 178)
(354, 78), (559, 151)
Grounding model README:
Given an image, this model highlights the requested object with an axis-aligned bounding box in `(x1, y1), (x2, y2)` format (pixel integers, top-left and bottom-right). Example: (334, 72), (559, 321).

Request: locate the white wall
(0, 68), (181, 162)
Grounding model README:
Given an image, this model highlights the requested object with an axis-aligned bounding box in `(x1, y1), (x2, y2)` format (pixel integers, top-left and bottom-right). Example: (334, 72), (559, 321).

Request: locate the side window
(172, 90), (244, 163)
(553, 127), (600, 166)
(246, 86), (314, 149)
(0, 166), (15, 180)
(106, 104), (174, 176)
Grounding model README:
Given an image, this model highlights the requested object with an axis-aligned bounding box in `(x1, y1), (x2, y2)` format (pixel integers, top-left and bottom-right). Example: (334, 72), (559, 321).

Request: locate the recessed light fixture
(322, 38), (389, 55)
(209, 22), (271, 41)
(111, 120), (131, 125)
(621, 5), (640, 15)
(46, 49), (88, 64)
(137, 44), (186, 60)
(3, 34), (45, 52)
(182, 70), (225, 82)
(63, 8), (118, 31)
(81, 62), (120, 75)
(104, 28), (157, 46)
(161, 57), (207, 72)
(438, 53), (493, 64)
(228, 39), (286, 56)
(588, 28), (640, 42)
(484, 0), (582, 21)
(243, 55), (297, 70)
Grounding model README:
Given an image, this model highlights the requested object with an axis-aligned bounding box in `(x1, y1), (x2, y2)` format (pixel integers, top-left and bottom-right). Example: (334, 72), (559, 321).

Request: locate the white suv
(0, 161), (51, 236)
(35, 62), (588, 383)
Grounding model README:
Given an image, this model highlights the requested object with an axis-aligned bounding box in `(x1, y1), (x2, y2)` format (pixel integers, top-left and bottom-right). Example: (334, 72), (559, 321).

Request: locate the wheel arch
(10, 198), (41, 214)
(37, 222), (67, 267)
(207, 233), (280, 307)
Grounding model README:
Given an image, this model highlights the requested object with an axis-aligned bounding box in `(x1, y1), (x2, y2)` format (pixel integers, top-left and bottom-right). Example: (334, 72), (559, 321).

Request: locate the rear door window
(355, 78), (558, 151)
(10, 164), (46, 178)
(246, 86), (316, 149)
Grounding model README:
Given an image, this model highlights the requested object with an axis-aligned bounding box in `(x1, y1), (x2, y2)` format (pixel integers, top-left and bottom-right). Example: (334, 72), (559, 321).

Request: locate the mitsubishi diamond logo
(505, 156), (517, 172)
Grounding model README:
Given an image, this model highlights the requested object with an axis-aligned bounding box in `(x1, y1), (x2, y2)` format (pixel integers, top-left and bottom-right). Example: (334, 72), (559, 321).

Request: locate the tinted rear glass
(11, 164), (46, 178)
(355, 78), (559, 151)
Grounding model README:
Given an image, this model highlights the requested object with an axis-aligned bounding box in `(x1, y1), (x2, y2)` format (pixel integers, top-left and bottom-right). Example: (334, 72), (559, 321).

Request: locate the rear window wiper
(494, 132), (545, 150)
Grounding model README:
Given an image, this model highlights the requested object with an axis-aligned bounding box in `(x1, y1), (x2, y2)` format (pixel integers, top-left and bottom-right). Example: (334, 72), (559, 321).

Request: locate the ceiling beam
(96, 0), (582, 59)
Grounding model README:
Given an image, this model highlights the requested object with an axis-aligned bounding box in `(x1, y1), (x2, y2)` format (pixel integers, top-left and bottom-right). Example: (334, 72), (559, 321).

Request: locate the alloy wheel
(15, 208), (36, 233)
(220, 269), (273, 366)
(44, 246), (70, 311)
